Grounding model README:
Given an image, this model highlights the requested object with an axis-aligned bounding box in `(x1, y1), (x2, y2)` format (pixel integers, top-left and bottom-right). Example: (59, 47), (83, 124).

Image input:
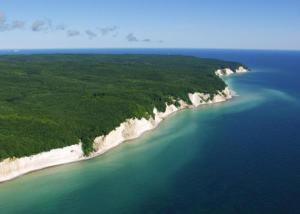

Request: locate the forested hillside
(0, 54), (243, 159)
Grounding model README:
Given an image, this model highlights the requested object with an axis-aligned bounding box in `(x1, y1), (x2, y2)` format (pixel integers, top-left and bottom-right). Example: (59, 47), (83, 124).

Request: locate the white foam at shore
(0, 67), (248, 183)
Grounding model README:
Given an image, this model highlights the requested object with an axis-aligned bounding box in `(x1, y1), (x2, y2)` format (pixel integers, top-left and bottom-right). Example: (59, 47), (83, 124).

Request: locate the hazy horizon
(1, 47), (300, 52)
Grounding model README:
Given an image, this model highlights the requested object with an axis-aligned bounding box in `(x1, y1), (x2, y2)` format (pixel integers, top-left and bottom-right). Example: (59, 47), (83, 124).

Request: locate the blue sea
(0, 49), (299, 214)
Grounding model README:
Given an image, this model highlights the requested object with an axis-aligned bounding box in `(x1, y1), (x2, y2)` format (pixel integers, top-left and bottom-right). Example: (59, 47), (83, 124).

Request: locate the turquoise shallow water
(0, 49), (299, 214)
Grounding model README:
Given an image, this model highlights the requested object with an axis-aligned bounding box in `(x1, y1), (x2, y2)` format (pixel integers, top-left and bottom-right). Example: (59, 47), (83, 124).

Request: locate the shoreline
(0, 67), (247, 183)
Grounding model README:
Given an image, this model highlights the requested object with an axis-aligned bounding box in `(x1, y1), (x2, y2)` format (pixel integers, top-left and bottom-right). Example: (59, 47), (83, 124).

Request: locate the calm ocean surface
(0, 49), (299, 214)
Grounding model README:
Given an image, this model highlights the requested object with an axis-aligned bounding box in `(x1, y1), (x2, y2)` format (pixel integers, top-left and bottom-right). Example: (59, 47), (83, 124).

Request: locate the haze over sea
(0, 49), (299, 214)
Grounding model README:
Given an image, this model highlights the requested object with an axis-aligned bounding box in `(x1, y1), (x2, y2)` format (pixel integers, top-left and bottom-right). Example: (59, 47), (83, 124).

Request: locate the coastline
(0, 67), (247, 183)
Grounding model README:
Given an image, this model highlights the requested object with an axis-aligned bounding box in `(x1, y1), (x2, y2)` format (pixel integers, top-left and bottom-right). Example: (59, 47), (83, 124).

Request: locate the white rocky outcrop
(215, 66), (248, 77)
(0, 144), (85, 182)
(215, 68), (234, 76)
(188, 87), (232, 107)
(236, 66), (248, 73)
(91, 104), (184, 157)
(0, 67), (247, 183)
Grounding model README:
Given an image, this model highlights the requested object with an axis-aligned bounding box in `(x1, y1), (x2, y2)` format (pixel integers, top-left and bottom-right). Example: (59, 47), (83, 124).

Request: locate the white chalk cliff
(0, 67), (248, 183)
(215, 66), (248, 77)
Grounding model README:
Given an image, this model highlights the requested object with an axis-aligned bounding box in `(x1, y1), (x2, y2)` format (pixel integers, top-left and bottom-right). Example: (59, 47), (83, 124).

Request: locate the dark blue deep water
(0, 49), (299, 214)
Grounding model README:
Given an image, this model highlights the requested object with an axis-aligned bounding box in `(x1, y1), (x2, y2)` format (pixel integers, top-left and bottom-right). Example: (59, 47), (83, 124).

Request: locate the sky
(0, 0), (299, 50)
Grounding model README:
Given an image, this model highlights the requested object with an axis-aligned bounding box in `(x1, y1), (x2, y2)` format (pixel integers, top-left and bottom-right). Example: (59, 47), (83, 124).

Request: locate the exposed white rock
(188, 92), (210, 107)
(91, 104), (182, 157)
(215, 66), (248, 77)
(236, 66), (248, 73)
(0, 67), (248, 183)
(215, 68), (234, 77)
(188, 87), (232, 107)
(0, 144), (85, 182)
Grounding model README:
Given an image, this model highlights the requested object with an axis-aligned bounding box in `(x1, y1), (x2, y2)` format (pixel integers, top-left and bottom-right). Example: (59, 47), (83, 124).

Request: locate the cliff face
(0, 67), (248, 183)
(188, 87), (232, 107)
(0, 144), (85, 182)
(215, 66), (248, 77)
(91, 86), (233, 158)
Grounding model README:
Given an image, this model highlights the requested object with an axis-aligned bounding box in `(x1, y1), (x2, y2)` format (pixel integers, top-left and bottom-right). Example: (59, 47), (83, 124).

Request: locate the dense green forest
(0, 54), (243, 160)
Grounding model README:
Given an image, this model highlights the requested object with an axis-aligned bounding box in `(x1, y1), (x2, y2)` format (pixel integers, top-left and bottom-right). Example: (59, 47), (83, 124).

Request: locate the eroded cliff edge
(0, 66), (248, 183)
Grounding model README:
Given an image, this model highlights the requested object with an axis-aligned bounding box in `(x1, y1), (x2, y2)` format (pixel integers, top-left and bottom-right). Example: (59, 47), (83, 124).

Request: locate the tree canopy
(0, 54), (243, 159)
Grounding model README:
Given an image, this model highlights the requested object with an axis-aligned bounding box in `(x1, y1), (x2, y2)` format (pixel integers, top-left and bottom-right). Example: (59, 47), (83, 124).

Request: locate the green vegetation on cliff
(0, 54), (243, 160)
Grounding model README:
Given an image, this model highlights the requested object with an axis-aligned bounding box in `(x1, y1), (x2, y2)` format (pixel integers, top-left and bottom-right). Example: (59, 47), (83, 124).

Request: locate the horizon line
(0, 47), (300, 52)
